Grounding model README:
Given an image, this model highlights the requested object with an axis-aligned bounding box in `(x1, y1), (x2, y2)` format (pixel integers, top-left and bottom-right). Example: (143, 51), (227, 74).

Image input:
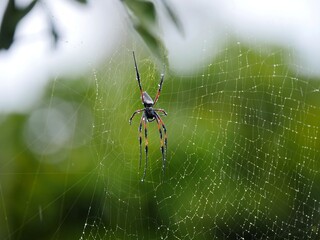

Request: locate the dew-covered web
(76, 42), (320, 240)
(2, 41), (320, 240)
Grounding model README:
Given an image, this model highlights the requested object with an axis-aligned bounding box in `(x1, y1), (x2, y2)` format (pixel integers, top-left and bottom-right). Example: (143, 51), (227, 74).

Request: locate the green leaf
(134, 23), (167, 64)
(124, 0), (156, 25)
(72, 0), (88, 4)
(122, 0), (167, 61)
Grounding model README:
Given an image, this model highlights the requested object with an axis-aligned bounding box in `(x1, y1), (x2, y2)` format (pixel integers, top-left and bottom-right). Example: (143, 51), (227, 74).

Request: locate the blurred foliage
(1, 45), (320, 239)
(0, 0), (181, 62)
(0, 0), (37, 49)
(74, 0), (88, 4)
(0, 0), (86, 50)
(122, 0), (170, 59)
(121, 0), (182, 62)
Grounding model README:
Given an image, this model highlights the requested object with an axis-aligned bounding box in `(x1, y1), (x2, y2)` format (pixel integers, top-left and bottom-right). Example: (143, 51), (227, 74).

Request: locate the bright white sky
(0, 0), (320, 114)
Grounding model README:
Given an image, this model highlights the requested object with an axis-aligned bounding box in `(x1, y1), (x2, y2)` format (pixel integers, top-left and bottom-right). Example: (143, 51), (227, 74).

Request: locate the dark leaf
(49, 19), (59, 47)
(72, 0), (88, 4)
(0, 0), (38, 50)
(162, 0), (184, 36)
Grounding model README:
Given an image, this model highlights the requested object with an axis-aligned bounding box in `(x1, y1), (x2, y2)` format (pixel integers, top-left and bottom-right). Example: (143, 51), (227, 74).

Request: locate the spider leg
(155, 113), (167, 150)
(129, 109), (144, 124)
(132, 51), (144, 103)
(154, 108), (167, 116)
(153, 72), (164, 105)
(155, 116), (165, 179)
(155, 113), (167, 178)
(142, 114), (148, 181)
(138, 116), (143, 170)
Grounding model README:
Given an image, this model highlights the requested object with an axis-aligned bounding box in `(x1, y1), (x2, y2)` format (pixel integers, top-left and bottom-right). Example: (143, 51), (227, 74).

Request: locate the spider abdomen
(143, 91), (154, 107)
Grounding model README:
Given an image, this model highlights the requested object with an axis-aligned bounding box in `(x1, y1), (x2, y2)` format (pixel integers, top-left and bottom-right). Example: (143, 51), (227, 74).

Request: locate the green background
(1, 45), (320, 239)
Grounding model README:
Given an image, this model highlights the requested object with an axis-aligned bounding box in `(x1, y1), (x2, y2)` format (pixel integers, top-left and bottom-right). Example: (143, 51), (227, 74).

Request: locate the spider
(129, 51), (167, 181)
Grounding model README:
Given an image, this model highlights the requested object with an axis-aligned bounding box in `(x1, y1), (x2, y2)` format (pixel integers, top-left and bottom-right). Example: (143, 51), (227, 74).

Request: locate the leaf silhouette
(0, 0), (38, 50)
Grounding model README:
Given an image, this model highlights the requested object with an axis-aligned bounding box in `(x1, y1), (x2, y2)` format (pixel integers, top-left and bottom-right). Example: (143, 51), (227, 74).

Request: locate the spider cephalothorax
(129, 51), (167, 181)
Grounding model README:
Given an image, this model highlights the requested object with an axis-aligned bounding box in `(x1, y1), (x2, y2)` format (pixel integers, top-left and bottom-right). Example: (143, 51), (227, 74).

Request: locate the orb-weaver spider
(129, 51), (167, 181)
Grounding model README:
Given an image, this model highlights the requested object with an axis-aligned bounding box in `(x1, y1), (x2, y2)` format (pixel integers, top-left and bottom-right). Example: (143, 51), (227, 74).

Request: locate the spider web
(79, 42), (320, 239)
(1, 40), (320, 239)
